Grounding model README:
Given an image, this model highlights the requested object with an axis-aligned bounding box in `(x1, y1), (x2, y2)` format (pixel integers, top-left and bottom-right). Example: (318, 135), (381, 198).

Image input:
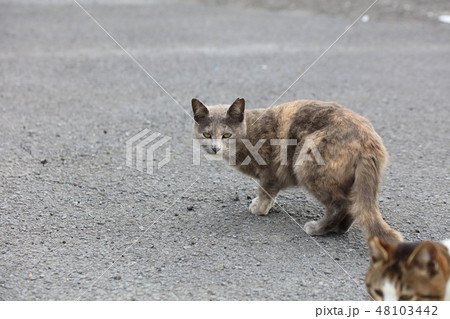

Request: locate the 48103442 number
(376, 306), (438, 316)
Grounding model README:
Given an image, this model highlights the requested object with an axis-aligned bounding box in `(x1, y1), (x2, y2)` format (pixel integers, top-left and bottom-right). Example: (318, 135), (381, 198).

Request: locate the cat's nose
(212, 146), (220, 154)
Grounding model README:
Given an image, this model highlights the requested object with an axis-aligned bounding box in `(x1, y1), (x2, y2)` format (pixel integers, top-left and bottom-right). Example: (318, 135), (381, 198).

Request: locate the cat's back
(273, 99), (341, 126)
(270, 100), (379, 143)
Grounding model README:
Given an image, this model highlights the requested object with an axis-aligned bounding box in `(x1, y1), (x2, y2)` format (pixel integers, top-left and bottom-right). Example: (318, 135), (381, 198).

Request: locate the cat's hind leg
(304, 198), (352, 235)
(249, 178), (281, 216)
(335, 214), (355, 233)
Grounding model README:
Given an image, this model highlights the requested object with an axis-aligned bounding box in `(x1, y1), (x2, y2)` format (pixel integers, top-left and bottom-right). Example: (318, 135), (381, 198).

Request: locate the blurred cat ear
(192, 98), (209, 123)
(227, 98), (245, 122)
(407, 242), (439, 274)
(368, 236), (389, 264)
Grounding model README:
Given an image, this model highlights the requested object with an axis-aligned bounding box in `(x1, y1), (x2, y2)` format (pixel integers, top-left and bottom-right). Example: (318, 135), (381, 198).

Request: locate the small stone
(187, 205), (194, 211)
(40, 159), (47, 165)
(233, 193), (240, 201)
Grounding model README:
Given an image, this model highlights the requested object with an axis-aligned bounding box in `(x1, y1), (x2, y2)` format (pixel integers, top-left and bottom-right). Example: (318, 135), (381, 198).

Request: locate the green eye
(203, 132), (211, 138)
(399, 295), (412, 301)
(222, 133), (232, 138)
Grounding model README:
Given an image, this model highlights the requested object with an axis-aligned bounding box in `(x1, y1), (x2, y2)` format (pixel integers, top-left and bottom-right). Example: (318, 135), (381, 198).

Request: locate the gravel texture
(0, 0), (449, 300)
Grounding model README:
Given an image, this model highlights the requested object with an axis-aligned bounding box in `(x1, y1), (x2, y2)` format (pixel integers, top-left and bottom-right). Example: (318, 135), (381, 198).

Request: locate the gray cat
(192, 97), (402, 243)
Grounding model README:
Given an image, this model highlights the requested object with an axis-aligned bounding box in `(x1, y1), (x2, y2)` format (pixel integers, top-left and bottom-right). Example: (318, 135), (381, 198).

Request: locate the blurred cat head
(366, 237), (450, 301)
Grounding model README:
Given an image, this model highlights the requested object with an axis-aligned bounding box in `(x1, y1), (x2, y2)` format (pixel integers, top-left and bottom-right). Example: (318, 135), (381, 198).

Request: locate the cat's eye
(399, 295), (412, 301)
(203, 132), (212, 138)
(374, 289), (384, 298)
(222, 133), (232, 138)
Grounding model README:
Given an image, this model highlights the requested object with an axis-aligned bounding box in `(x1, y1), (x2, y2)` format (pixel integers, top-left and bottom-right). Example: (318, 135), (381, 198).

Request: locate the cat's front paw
(304, 221), (325, 236)
(249, 197), (272, 216)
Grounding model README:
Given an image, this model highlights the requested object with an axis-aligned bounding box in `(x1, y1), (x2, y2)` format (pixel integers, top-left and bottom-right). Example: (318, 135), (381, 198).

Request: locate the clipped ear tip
(231, 97), (245, 111)
(227, 97), (245, 122)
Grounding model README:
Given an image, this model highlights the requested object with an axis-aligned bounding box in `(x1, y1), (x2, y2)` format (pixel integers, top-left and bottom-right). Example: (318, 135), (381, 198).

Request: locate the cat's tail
(350, 147), (403, 243)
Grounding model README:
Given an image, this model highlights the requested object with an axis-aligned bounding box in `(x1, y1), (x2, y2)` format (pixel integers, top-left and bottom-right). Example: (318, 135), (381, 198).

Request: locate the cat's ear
(192, 98), (209, 123)
(226, 98), (245, 122)
(407, 242), (440, 275)
(368, 236), (389, 264)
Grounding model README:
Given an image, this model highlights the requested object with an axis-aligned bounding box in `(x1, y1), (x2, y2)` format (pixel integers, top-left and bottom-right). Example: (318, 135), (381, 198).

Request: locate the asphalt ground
(0, 0), (449, 300)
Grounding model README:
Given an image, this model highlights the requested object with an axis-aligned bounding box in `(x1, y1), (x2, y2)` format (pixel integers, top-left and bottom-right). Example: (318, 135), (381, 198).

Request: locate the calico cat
(366, 236), (450, 301)
(191, 97), (403, 242)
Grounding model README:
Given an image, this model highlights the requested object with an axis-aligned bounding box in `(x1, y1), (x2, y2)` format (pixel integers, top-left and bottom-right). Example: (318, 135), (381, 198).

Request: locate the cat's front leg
(249, 197), (274, 216)
(249, 179), (281, 216)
